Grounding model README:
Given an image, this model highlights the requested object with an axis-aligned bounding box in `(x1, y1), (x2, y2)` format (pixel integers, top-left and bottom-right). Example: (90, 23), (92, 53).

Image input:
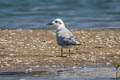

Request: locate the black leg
(61, 47), (63, 57)
(68, 48), (70, 56)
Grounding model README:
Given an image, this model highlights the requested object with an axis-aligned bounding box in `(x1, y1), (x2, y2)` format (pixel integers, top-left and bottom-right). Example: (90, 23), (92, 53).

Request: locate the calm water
(0, 67), (117, 80)
(0, 0), (120, 29)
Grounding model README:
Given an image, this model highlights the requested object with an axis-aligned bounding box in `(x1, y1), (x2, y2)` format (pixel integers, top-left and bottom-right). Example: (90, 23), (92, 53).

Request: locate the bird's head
(47, 18), (65, 27)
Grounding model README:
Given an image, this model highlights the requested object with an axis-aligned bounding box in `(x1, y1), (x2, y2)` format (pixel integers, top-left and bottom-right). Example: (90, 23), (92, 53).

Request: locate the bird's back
(56, 27), (77, 46)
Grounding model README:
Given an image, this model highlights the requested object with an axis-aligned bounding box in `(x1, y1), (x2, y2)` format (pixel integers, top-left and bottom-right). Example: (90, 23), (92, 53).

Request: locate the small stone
(16, 59), (22, 63)
(106, 62), (110, 65)
(4, 64), (11, 67)
(25, 68), (32, 73)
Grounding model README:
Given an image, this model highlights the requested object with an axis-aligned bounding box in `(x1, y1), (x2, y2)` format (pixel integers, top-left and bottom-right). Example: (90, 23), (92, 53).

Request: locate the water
(0, 67), (117, 80)
(0, 0), (120, 29)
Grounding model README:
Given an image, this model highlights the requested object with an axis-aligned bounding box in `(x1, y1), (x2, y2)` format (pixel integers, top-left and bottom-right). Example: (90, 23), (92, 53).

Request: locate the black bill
(47, 22), (53, 25)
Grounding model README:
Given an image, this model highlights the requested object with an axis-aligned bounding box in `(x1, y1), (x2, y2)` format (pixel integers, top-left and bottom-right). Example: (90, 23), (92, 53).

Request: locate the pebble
(0, 29), (119, 71)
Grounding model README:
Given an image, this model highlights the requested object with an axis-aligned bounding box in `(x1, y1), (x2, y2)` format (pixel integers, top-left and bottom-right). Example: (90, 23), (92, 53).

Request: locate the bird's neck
(57, 24), (66, 30)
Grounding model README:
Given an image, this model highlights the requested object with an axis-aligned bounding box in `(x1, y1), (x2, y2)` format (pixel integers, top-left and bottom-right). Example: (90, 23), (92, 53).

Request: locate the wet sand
(0, 29), (120, 72)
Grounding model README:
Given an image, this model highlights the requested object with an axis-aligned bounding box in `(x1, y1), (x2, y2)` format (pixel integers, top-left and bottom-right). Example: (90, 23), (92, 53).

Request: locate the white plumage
(47, 18), (79, 56)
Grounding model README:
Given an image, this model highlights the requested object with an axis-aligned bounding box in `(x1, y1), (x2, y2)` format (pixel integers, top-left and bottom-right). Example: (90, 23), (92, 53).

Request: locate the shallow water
(0, 67), (117, 80)
(0, 0), (120, 29)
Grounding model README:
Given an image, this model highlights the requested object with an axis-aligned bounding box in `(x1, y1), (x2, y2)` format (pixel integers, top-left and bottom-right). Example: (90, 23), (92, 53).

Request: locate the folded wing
(56, 28), (77, 46)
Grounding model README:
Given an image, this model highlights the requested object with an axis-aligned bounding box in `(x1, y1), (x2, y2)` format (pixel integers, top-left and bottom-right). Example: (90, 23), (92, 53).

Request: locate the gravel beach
(0, 29), (120, 72)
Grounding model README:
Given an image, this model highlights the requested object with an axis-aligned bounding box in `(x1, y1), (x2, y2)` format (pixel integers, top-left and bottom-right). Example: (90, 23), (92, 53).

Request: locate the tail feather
(75, 41), (80, 45)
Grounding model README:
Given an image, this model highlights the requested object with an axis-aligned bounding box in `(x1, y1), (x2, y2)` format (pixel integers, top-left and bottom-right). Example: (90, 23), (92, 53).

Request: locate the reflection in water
(0, 67), (116, 80)
(0, 0), (120, 29)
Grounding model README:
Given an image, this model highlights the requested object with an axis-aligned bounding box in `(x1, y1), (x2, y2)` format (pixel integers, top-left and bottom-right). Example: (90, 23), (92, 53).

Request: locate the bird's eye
(55, 21), (58, 23)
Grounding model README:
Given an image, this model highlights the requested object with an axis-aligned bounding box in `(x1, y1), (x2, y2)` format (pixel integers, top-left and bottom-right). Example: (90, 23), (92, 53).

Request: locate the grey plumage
(56, 27), (77, 46)
(47, 18), (79, 56)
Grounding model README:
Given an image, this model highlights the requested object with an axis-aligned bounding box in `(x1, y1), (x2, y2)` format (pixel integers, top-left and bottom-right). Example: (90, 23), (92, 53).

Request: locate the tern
(47, 18), (80, 56)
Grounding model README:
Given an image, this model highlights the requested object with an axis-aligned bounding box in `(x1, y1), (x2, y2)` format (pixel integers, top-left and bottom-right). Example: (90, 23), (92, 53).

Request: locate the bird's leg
(61, 47), (63, 57)
(68, 48), (71, 56)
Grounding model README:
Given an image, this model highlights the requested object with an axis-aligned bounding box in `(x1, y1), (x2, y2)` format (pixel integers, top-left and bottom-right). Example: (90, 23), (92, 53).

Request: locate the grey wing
(64, 32), (77, 45)
(57, 29), (77, 46)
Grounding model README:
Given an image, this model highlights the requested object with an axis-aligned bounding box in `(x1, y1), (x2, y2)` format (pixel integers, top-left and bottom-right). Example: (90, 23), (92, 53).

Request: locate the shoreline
(1, 27), (120, 30)
(0, 29), (120, 72)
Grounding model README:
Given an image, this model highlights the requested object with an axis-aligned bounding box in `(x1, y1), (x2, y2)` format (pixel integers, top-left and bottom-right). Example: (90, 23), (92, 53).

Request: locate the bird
(47, 18), (80, 56)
